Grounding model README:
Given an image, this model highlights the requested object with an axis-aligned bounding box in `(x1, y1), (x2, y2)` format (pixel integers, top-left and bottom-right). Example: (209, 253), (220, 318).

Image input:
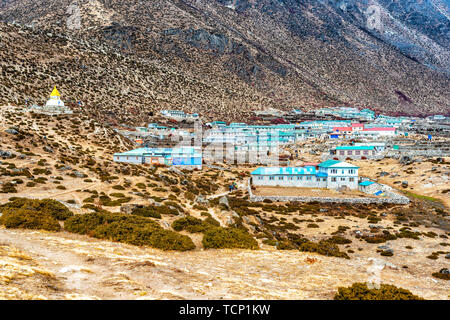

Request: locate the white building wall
(252, 175), (327, 188)
(325, 167), (358, 190)
(114, 155), (144, 164)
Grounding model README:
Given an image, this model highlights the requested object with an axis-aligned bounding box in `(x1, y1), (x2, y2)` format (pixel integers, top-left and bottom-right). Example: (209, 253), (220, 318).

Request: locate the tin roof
(251, 167), (317, 175)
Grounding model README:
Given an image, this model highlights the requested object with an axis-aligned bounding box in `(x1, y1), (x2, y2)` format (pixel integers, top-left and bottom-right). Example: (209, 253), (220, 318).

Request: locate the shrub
(0, 198), (72, 231)
(131, 206), (162, 219)
(64, 212), (195, 251)
(202, 227), (258, 250)
(204, 216), (220, 227)
(1, 182), (17, 193)
(299, 239), (350, 259)
(431, 270), (450, 280)
(327, 236), (352, 244)
(362, 231), (397, 243)
(0, 208), (61, 231)
(172, 216), (209, 233)
(0, 198), (74, 221)
(334, 283), (424, 300)
(93, 221), (195, 251)
(193, 204), (208, 211)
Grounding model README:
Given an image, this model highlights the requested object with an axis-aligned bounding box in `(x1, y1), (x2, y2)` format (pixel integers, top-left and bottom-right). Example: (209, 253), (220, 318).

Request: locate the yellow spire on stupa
(50, 86), (61, 97)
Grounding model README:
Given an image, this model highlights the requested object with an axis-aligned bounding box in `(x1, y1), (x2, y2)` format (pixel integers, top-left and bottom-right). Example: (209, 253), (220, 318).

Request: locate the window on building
(258, 176), (263, 180)
(278, 176), (284, 180)
(339, 151), (345, 155)
(331, 169), (337, 174)
(297, 176), (302, 180)
(348, 151), (353, 155)
(363, 150), (369, 155)
(355, 150), (360, 155)
(307, 176), (311, 181)
(289, 177), (294, 180)
(269, 177), (275, 180)
(331, 177), (336, 182)
(341, 177), (346, 181)
(323, 178), (327, 181)
(349, 178), (354, 182)
(349, 169), (355, 174)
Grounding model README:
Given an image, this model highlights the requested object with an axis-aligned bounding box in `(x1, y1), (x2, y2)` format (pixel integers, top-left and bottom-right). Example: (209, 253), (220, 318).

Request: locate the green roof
(318, 160), (341, 167)
(318, 160), (359, 168)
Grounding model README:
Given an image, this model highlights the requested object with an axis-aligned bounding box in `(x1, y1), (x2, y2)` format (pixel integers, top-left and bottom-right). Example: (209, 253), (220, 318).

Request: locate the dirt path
(0, 226), (448, 300)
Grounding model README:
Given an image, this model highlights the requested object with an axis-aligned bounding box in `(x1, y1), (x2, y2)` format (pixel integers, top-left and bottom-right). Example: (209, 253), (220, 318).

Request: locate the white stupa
(42, 86), (72, 114)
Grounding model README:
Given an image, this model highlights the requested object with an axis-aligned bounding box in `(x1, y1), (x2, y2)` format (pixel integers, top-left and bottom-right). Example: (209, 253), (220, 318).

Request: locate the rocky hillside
(0, 0), (449, 123)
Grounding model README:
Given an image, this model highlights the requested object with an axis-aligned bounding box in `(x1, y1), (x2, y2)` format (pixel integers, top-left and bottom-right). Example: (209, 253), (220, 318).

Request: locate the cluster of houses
(315, 107), (376, 120)
(114, 105), (447, 172)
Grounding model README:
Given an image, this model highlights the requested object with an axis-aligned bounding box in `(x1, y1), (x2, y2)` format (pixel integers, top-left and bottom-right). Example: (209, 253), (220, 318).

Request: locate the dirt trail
(0, 227), (449, 300)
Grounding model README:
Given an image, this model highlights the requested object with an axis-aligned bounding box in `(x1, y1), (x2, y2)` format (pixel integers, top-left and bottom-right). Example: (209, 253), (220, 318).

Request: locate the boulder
(439, 268), (450, 274)
(5, 128), (19, 135)
(0, 150), (13, 158)
(43, 146), (54, 153)
(195, 195), (208, 204)
(400, 156), (414, 165)
(120, 204), (140, 214)
(73, 170), (86, 178)
(219, 196), (229, 209)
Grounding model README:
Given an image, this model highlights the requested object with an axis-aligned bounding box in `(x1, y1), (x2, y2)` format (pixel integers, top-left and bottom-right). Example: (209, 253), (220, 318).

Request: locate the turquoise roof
(359, 181), (375, 186)
(336, 146), (375, 150)
(318, 160), (359, 168)
(318, 160), (341, 167)
(251, 167), (317, 175)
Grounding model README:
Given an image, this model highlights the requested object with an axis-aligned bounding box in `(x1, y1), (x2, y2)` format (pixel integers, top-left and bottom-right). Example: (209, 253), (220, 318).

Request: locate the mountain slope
(0, 0), (449, 122)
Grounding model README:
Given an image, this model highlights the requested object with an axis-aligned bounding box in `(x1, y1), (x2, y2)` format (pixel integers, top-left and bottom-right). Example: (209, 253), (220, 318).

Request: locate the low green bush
(131, 206), (162, 219)
(0, 208), (60, 231)
(0, 198), (74, 221)
(64, 212), (195, 251)
(0, 198), (73, 231)
(299, 239), (350, 259)
(431, 270), (450, 280)
(334, 283), (424, 300)
(172, 216), (210, 233)
(202, 227), (258, 250)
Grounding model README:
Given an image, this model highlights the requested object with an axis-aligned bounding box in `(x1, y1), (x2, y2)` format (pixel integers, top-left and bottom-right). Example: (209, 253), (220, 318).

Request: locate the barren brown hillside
(0, 0), (449, 124)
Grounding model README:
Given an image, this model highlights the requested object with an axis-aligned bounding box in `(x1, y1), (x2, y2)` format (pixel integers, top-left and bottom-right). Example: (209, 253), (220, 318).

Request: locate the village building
(113, 146), (202, 169)
(251, 160), (359, 190)
(161, 110), (199, 122)
(330, 145), (380, 160)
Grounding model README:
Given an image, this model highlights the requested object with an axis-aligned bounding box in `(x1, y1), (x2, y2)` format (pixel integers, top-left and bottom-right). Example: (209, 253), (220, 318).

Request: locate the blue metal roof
(251, 167), (317, 175)
(359, 181), (375, 186)
(336, 146), (375, 150)
(318, 160), (342, 167)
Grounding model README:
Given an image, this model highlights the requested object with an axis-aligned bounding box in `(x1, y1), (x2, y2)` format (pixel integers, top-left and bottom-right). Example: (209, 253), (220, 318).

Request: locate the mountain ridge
(0, 0), (449, 123)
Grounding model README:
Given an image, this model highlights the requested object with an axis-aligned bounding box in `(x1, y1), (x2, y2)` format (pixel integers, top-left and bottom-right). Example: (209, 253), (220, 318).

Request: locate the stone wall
(247, 179), (410, 205)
